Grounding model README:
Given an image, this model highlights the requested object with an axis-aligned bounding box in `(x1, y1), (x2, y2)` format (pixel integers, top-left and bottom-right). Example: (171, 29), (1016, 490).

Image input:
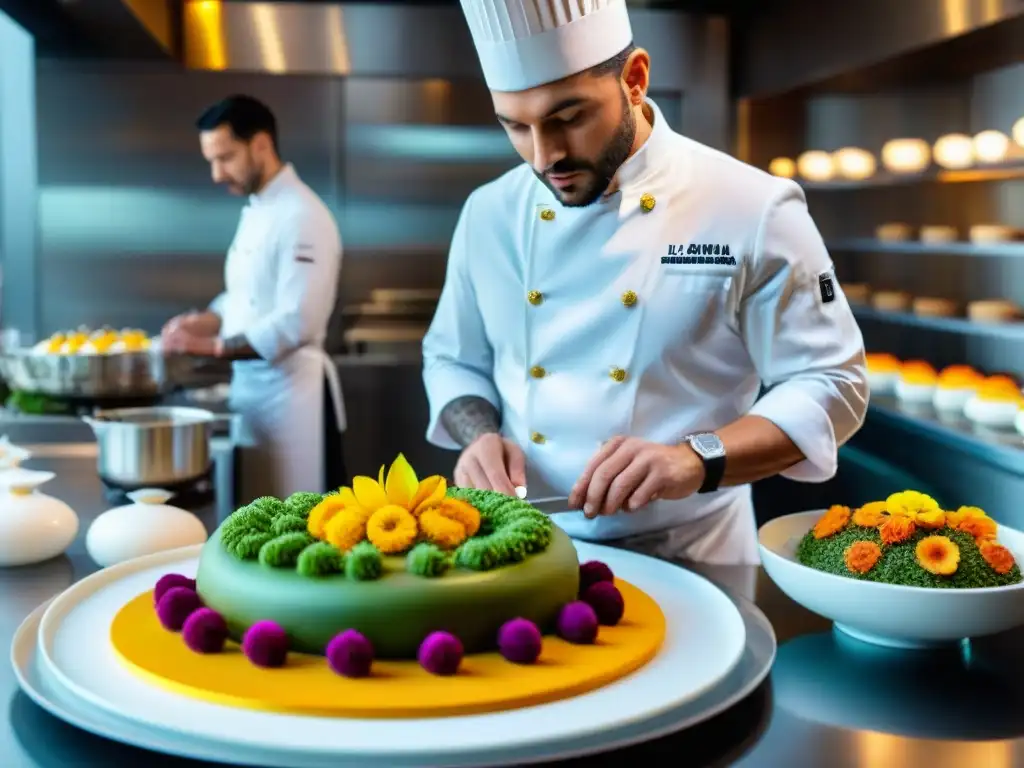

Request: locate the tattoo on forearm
(219, 334), (262, 360)
(441, 396), (501, 448)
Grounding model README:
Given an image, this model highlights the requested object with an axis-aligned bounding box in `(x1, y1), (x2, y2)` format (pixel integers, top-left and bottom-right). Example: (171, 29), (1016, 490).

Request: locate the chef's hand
(162, 310), (221, 339)
(454, 433), (526, 496)
(161, 326), (218, 357)
(569, 436), (705, 519)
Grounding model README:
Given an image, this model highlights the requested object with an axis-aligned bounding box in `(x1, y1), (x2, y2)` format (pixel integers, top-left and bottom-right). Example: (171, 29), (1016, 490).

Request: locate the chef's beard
(535, 90), (637, 208)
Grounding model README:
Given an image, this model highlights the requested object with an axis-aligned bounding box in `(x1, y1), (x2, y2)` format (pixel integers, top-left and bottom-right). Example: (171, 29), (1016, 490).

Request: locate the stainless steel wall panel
(25, 7), (728, 345)
(0, 10), (39, 336)
(741, 0), (1024, 97)
(33, 60), (343, 336)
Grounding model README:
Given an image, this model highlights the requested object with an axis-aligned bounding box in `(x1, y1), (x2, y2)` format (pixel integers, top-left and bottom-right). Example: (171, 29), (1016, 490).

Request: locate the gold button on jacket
(539, 208), (555, 221)
(529, 365), (546, 379)
(609, 367), (628, 383)
(527, 290), (544, 306)
(639, 193), (656, 212)
(621, 290), (638, 307)
(530, 431), (546, 444)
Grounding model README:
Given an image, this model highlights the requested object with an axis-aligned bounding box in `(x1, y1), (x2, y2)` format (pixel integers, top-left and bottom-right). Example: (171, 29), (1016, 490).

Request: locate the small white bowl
(894, 379), (935, 404)
(759, 510), (1024, 649)
(867, 371), (898, 394)
(964, 396), (1020, 428)
(932, 386), (975, 413)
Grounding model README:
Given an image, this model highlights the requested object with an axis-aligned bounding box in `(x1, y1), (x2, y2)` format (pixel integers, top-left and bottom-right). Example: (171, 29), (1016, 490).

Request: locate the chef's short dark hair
(196, 95), (278, 153)
(587, 43), (637, 79)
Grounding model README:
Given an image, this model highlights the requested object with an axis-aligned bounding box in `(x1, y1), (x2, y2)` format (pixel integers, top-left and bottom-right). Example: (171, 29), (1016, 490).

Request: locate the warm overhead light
(1012, 117), (1024, 149)
(972, 130), (1010, 164)
(881, 138), (930, 174)
(768, 157), (796, 178)
(833, 147), (877, 180)
(933, 133), (974, 169)
(796, 151), (835, 182)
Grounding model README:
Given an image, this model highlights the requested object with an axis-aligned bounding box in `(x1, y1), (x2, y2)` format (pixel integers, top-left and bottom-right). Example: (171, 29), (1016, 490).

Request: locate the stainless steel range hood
(178, 1), (714, 89)
(0, 0), (175, 58)
(6, 0), (717, 91)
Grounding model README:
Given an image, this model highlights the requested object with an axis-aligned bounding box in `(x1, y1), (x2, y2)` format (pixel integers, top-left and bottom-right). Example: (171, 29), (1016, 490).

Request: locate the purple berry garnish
(182, 608), (229, 654)
(581, 581), (625, 626)
(156, 586), (203, 631)
(154, 573), (196, 605)
(242, 620), (289, 668)
(418, 631), (463, 676)
(556, 601), (599, 645)
(326, 630), (375, 678)
(578, 560), (614, 595)
(497, 618), (543, 665)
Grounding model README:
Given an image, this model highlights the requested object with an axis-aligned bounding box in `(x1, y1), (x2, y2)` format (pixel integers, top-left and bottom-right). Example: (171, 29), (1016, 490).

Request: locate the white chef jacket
(209, 164), (345, 500)
(421, 101), (868, 564)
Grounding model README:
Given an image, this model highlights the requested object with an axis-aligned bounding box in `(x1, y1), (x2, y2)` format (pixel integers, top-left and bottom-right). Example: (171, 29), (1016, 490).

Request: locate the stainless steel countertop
(5, 453), (1024, 766)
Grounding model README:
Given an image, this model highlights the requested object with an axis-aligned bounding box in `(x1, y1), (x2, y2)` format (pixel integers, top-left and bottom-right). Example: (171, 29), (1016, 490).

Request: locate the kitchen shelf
(852, 306), (1024, 341)
(868, 395), (1024, 477)
(799, 160), (1024, 191)
(830, 239), (1024, 258)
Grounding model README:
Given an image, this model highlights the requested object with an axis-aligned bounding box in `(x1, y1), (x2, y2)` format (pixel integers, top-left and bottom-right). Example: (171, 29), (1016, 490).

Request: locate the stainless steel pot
(0, 346), (207, 399)
(82, 406), (224, 487)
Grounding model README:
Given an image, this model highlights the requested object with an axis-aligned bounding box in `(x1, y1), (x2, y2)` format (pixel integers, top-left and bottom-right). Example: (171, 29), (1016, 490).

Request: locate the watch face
(691, 433), (725, 459)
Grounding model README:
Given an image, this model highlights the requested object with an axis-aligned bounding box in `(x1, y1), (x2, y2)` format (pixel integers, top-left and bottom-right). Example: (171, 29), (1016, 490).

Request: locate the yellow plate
(111, 578), (666, 718)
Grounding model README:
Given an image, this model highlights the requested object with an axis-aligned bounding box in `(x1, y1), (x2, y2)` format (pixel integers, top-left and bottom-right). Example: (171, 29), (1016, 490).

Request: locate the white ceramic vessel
(964, 395), (1020, 428)
(86, 488), (208, 568)
(0, 434), (31, 470)
(759, 510), (1024, 649)
(1014, 408), (1024, 437)
(0, 468), (79, 566)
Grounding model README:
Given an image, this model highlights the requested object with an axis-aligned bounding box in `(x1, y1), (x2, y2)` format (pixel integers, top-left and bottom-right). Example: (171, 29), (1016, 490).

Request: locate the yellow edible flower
(366, 505), (419, 554)
(915, 535), (960, 576)
(915, 509), (946, 530)
(885, 490), (939, 521)
(307, 454), (464, 554)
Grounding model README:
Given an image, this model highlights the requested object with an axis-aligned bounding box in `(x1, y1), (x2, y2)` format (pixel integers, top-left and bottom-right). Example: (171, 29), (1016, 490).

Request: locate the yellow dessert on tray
(797, 491), (1022, 588)
(32, 327), (152, 356)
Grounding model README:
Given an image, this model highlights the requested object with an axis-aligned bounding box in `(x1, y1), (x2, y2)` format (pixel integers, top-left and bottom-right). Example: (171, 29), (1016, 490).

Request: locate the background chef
(162, 95), (346, 501)
(421, 0), (869, 565)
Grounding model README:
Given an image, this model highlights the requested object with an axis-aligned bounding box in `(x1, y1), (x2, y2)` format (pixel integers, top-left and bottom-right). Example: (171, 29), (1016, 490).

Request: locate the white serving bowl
(759, 510), (1024, 649)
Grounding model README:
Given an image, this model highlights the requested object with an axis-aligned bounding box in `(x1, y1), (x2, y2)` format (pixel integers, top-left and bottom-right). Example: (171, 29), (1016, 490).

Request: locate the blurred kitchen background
(1, 0), (1023, 524)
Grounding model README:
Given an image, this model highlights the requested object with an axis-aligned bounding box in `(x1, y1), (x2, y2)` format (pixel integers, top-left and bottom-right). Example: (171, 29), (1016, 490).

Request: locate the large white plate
(12, 590), (776, 767)
(33, 541), (746, 764)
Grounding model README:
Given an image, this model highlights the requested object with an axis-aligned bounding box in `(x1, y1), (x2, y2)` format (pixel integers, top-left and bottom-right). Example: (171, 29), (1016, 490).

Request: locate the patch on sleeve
(294, 243), (315, 264)
(818, 271), (836, 304)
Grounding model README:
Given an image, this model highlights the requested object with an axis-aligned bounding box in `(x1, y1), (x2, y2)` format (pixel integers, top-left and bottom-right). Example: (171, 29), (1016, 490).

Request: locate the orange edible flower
(979, 540), (1016, 575)
(879, 515), (916, 545)
(852, 501), (886, 528)
(844, 541), (882, 574)
(946, 506), (995, 538)
(813, 505), (851, 539)
(915, 535), (960, 576)
(958, 516), (998, 541)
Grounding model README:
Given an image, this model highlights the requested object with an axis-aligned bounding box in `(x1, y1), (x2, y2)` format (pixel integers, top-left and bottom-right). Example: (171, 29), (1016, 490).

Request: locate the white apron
(229, 349), (344, 501)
